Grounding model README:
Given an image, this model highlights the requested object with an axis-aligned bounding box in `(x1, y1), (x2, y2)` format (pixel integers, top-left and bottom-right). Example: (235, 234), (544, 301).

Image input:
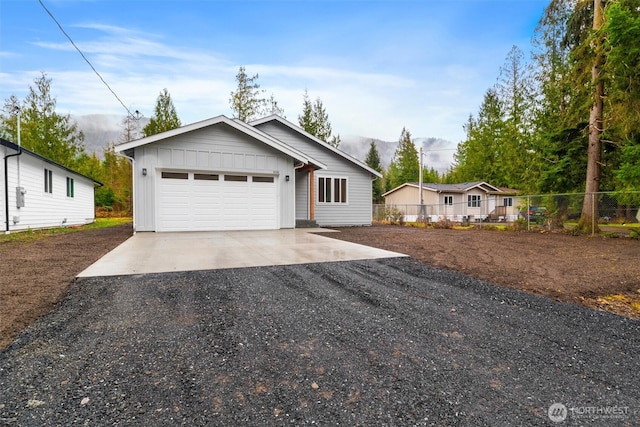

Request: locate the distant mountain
(73, 114), (456, 171)
(340, 135), (456, 173)
(74, 114), (149, 157)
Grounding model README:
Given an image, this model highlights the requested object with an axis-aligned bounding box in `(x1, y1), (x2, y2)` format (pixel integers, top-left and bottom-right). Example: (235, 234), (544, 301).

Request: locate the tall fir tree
(389, 127), (419, 188)
(298, 90), (341, 147)
(142, 88), (181, 137)
(229, 66), (267, 122)
(364, 140), (384, 203)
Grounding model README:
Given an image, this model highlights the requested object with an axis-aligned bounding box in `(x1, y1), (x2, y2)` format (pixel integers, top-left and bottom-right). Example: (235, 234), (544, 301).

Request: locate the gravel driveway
(1, 258), (638, 426)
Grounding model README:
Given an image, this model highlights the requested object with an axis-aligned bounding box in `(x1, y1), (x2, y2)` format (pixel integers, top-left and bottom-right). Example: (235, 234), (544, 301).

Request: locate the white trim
(317, 175), (349, 205)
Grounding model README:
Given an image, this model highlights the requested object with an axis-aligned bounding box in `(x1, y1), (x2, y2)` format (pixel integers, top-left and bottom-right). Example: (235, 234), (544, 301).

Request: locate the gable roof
(114, 115), (326, 169)
(383, 181), (504, 197)
(250, 115), (383, 178)
(1, 138), (102, 186)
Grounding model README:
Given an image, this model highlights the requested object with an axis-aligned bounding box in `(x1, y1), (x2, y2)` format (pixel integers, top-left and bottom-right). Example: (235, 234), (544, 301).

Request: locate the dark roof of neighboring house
(1, 138), (102, 186)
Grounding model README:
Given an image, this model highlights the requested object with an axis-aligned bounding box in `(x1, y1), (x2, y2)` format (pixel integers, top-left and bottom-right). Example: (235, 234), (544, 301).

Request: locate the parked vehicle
(520, 206), (549, 223)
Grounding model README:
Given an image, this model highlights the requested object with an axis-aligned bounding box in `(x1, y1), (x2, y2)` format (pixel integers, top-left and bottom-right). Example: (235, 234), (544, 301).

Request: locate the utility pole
(15, 106), (21, 187)
(419, 147), (423, 205)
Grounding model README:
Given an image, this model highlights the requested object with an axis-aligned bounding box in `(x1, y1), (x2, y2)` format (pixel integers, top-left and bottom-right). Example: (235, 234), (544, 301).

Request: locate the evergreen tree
(229, 66), (267, 122)
(577, 0), (606, 233)
(266, 94), (285, 117)
(97, 143), (132, 215)
(1, 73), (84, 169)
(496, 45), (536, 189)
(297, 90), (340, 147)
(298, 90), (316, 136)
(365, 140), (384, 203)
(606, 0), (640, 201)
(142, 88), (181, 137)
(452, 89), (505, 185)
(389, 127), (419, 188)
(531, 0), (582, 193)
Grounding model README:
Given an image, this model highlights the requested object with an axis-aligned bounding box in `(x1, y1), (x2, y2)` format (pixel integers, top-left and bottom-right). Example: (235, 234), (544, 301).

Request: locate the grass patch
(0, 218), (132, 243)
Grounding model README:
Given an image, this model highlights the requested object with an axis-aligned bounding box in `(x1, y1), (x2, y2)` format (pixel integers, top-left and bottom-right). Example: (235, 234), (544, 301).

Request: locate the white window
(444, 195), (453, 206)
(318, 177), (347, 204)
(467, 194), (481, 208)
(503, 197), (513, 207)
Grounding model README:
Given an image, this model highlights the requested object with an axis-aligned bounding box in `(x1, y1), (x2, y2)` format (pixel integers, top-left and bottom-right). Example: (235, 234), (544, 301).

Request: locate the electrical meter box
(16, 187), (26, 208)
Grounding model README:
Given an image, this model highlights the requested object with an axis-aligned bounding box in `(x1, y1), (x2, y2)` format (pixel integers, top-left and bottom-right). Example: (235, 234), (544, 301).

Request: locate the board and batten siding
(294, 169), (308, 220)
(255, 121), (375, 226)
(132, 123), (296, 231)
(1, 147), (95, 232)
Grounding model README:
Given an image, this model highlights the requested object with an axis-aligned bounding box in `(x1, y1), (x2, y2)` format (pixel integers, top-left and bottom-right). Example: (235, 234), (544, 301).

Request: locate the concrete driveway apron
(78, 229), (406, 277)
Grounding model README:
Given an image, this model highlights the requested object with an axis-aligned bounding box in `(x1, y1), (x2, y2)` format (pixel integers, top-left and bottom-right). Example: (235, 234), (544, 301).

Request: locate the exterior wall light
(142, 168), (147, 176)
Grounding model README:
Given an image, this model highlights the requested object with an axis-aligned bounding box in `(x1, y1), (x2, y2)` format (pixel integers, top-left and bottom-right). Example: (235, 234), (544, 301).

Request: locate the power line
(38, 0), (137, 118)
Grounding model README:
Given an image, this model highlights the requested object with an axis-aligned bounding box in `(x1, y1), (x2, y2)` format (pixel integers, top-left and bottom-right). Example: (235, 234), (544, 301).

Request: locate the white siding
(133, 123), (295, 231)
(255, 121), (374, 226)
(1, 147), (95, 232)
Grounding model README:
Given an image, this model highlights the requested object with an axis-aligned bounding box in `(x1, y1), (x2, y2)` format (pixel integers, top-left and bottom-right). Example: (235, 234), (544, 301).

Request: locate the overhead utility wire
(38, 0), (137, 119)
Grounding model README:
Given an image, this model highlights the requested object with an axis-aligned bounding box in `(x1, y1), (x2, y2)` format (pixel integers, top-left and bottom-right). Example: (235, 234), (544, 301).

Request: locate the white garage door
(157, 171), (278, 231)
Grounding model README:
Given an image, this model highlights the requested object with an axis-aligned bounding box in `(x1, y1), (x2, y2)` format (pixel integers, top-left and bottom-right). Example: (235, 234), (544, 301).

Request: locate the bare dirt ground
(1, 223), (638, 351)
(329, 225), (640, 319)
(0, 223), (133, 349)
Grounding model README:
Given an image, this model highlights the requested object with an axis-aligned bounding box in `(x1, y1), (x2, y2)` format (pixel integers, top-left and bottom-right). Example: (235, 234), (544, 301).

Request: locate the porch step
(296, 219), (319, 228)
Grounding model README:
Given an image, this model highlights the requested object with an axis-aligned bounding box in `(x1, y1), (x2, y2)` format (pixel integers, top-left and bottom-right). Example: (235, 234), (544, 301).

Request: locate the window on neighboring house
(318, 177), (347, 204)
(467, 194), (481, 208)
(503, 197), (513, 207)
(444, 195), (453, 206)
(44, 168), (53, 193)
(66, 177), (74, 198)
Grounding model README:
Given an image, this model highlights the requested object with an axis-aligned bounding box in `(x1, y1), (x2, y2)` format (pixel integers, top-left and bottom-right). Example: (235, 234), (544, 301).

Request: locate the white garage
(157, 171), (278, 232)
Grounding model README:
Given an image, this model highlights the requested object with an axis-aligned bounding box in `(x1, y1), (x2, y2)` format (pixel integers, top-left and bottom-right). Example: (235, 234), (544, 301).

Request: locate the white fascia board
(250, 115), (383, 178)
(466, 181), (501, 193)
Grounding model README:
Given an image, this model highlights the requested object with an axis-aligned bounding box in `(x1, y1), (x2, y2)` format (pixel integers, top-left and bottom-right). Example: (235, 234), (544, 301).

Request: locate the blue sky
(1, 0), (548, 148)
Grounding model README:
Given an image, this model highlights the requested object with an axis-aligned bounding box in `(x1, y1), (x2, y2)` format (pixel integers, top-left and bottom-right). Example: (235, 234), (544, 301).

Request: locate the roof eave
(250, 115), (382, 178)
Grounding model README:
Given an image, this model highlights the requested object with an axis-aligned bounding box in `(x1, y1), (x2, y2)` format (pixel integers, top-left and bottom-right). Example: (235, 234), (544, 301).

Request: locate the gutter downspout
(4, 147), (23, 234)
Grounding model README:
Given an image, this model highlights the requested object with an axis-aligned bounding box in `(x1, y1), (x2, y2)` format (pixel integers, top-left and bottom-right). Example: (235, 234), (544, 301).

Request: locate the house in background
(383, 181), (520, 222)
(1, 138), (99, 233)
(115, 115), (381, 232)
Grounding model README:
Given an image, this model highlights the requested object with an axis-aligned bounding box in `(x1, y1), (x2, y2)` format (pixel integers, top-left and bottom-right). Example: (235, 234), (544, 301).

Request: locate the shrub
(432, 218), (453, 229)
(384, 206), (404, 225)
(508, 218), (528, 232)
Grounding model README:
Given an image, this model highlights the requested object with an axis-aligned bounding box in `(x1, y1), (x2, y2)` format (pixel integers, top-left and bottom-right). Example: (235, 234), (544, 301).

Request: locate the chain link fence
(374, 191), (640, 233)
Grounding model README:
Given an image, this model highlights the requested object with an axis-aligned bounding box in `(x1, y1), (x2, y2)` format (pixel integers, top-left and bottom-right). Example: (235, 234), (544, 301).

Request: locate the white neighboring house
(115, 114), (381, 232)
(1, 138), (99, 233)
(383, 181), (521, 222)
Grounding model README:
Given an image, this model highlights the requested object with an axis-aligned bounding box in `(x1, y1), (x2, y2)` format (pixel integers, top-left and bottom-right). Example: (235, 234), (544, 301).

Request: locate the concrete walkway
(78, 229), (406, 277)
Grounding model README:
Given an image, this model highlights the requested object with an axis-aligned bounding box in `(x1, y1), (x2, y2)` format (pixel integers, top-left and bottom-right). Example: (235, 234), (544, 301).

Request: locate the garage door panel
(157, 172), (277, 231)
